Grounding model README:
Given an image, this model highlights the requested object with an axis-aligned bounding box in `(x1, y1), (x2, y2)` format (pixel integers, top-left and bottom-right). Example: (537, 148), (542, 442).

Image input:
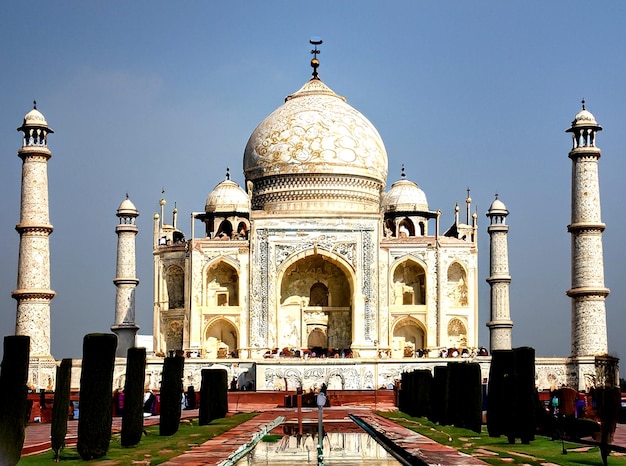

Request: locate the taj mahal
(10, 42), (613, 393)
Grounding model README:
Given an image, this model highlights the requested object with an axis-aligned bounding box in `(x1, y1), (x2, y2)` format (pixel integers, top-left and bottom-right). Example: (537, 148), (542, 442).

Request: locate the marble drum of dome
(243, 79), (388, 214)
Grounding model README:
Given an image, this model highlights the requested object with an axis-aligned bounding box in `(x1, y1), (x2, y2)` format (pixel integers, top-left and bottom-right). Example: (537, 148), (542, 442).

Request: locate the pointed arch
(165, 265), (184, 309)
(447, 261), (468, 307)
(203, 258), (239, 307)
(447, 317), (468, 348)
(276, 248), (355, 353)
(215, 219), (233, 239)
(277, 248), (355, 305)
(204, 317), (238, 358)
(398, 217), (415, 237)
(236, 220), (249, 239)
(390, 257), (427, 306)
(392, 317), (426, 357)
(310, 282), (329, 306)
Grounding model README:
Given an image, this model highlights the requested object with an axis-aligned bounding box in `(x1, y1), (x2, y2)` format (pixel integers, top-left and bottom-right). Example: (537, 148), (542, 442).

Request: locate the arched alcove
(447, 317), (468, 348)
(391, 259), (426, 306)
(278, 252), (353, 353)
(236, 221), (248, 239)
(398, 218), (415, 237)
(166, 265), (184, 309)
(205, 261), (239, 306)
(447, 262), (468, 307)
(392, 318), (425, 357)
(310, 282), (329, 306)
(204, 318), (238, 358)
(216, 219), (233, 239)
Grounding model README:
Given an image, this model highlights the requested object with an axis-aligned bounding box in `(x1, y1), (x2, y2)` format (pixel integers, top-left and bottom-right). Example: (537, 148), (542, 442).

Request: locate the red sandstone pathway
(21, 403), (626, 465)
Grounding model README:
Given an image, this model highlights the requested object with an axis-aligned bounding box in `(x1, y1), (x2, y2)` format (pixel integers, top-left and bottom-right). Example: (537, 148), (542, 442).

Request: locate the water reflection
(236, 423), (401, 465)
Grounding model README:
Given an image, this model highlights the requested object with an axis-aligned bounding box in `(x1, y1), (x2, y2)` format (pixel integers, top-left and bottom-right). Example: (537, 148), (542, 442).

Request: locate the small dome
(487, 197), (508, 216)
(117, 197), (139, 217)
(18, 102), (53, 131)
(24, 108), (48, 126)
(383, 177), (429, 212)
(569, 100), (601, 130)
(572, 109), (597, 126)
(205, 179), (249, 213)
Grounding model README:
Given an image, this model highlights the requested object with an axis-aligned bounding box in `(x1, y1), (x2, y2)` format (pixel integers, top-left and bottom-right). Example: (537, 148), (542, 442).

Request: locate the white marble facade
(152, 73), (479, 365)
(14, 63), (612, 393)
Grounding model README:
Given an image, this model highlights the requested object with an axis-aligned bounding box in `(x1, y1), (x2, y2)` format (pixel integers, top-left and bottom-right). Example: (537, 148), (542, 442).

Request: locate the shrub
(51, 358), (72, 460)
(0, 335), (30, 466)
(414, 369), (432, 418)
(159, 356), (184, 436)
(77, 333), (117, 460)
(430, 365), (447, 424)
(487, 347), (536, 443)
(121, 347), (147, 447)
(487, 349), (515, 438)
(199, 368), (228, 425)
(459, 362), (482, 433)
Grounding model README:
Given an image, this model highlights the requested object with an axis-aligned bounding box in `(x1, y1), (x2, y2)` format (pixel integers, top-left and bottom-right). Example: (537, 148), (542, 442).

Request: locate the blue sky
(1, 1), (626, 361)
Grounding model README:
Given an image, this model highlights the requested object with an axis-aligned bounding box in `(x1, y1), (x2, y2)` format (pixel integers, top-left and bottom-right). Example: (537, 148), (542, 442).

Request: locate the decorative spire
(465, 187), (472, 224)
(581, 98), (586, 110)
(226, 167), (230, 180)
(309, 37), (322, 79)
(33, 100), (37, 110)
(401, 164), (406, 179)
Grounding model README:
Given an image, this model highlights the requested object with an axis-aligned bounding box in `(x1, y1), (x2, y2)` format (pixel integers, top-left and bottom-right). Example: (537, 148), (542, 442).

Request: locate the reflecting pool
(234, 422), (402, 465)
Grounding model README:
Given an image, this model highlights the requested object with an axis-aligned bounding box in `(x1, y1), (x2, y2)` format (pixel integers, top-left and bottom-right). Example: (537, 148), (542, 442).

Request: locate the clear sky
(1, 1), (625, 361)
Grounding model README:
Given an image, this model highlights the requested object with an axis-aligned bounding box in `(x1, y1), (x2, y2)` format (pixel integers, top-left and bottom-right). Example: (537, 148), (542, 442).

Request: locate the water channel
(234, 420), (403, 465)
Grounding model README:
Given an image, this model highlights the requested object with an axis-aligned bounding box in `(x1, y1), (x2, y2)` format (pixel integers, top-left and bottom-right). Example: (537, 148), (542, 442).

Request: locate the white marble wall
(568, 145), (609, 357)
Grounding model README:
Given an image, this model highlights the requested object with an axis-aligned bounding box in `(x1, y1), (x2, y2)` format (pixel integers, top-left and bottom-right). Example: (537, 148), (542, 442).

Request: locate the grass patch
(261, 434), (282, 443)
(18, 413), (256, 465)
(377, 411), (626, 466)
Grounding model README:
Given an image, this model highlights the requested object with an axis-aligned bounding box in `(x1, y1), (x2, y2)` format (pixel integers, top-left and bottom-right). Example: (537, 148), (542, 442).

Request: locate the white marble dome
(383, 177), (429, 212)
(572, 108), (598, 126)
(487, 197), (508, 216)
(22, 107), (49, 128)
(570, 101), (601, 129)
(117, 197), (138, 217)
(243, 78), (388, 213)
(205, 178), (249, 213)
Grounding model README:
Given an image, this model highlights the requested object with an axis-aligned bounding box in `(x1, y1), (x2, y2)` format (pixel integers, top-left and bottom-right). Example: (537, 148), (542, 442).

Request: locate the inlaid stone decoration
(11, 48), (612, 393)
(566, 102), (610, 359)
(152, 53), (480, 363)
(13, 104), (56, 362)
(111, 196), (140, 357)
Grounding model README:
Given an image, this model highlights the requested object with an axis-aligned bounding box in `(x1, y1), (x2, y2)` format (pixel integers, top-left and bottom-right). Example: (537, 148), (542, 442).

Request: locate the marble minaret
(111, 196), (140, 357)
(13, 103), (56, 358)
(566, 101), (609, 358)
(486, 195), (513, 351)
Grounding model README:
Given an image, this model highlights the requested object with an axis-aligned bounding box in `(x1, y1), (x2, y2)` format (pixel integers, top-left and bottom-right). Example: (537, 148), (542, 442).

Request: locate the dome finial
(226, 167), (230, 180)
(33, 100), (37, 110)
(581, 98), (586, 110)
(309, 37), (323, 79)
(401, 164), (406, 179)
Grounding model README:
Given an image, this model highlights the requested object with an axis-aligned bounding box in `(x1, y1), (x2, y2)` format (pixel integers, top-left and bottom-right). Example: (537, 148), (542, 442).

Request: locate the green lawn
(20, 411), (626, 465)
(378, 411), (626, 466)
(18, 413), (256, 465)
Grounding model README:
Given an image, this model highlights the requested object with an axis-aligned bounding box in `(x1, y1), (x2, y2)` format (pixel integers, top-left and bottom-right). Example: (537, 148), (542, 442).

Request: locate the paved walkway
(161, 406), (487, 465)
(20, 401), (626, 465)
